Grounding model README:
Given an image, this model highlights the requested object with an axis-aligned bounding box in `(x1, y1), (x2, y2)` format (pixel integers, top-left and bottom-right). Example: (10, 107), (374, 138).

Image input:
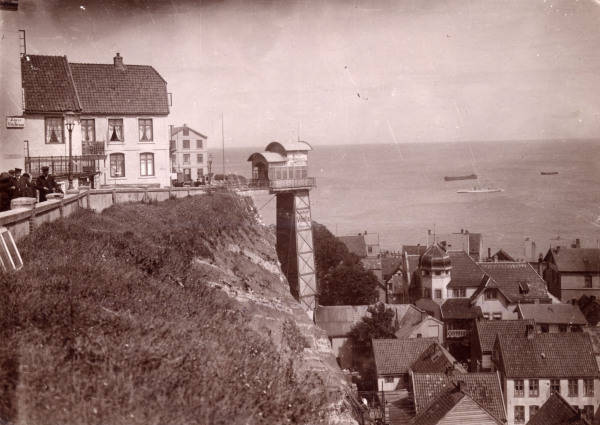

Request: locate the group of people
(0, 166), (63, 212)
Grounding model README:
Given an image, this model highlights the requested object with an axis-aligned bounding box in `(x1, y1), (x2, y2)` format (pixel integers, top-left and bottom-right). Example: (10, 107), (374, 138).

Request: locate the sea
(210, 139), (600, 259)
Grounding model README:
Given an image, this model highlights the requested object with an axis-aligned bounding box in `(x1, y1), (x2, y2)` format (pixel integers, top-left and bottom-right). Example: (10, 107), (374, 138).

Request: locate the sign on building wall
(6, 116), (25, 129)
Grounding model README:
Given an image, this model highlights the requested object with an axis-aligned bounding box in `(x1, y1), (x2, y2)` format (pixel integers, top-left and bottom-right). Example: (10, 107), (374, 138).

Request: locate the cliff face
(0, 193), (357, 425)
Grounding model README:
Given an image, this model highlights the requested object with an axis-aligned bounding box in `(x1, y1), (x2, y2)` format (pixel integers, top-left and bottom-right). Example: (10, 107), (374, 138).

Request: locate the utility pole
(221, 112), (225, 176)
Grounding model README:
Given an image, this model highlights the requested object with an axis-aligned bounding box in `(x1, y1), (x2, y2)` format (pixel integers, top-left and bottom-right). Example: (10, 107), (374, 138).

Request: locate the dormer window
(139, 118), (153, 142)
(518, 281), (529, 294)
(108, 119), (123, 142)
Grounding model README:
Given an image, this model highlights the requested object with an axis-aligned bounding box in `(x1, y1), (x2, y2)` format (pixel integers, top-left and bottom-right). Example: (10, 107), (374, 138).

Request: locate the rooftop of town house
(474, 319), (535, 354)
(517, 303), (587, 325)
(526, 392), (591, 425)
(446, 251), (488, 288)
(495, 332), (600, 379)
(440, 298), (482, 320)
(170, 124), (207, 138)
(338, 235), (368, 258)
(314, 304), (429, 338)
(409, 343), (466, 374)
(411, 372), (506, 424)
(382, 256), (403, 281)
(545, 247), (600, 272)
(477, 262), (550, 303)
(403, 245), (428, 257)
(21, 53), (169, 115)
(492, 249), (516, 261)
(372, 338), (437, 376)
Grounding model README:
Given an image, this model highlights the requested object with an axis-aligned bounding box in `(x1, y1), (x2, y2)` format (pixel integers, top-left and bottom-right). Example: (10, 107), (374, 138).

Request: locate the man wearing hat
(17, 172), (36, 198)
(0, 172), (12, 211)
(35, 166), (63, 202)
(7, 169), (17, 199)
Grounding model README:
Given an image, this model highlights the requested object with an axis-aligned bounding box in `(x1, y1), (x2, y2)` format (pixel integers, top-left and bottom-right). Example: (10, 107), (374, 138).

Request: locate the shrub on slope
(0, 194), (325, 425)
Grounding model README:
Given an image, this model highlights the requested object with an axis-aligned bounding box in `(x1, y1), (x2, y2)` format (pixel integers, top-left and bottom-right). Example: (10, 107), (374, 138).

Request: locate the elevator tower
(248, 141), (317, 313)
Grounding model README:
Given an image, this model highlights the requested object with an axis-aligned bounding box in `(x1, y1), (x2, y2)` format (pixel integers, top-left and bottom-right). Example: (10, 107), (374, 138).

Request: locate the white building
(16, 52), (170, 187)
(170, 124), (208, 183)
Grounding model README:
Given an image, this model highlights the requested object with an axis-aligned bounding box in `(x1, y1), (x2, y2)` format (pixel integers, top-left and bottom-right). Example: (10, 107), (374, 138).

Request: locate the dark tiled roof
(21, 54), (169, 116)
(496, 332), (600, 379)
(517, 303), (587, 325)
(403, 245), (428, 256)
(526, 392), (590, 425)
(415, 298), (442, 320)
(410, 389), (465, 425)
(171, 125), (206, 138)
(411, 372), (506, 423)
(372, 338), (436, 375)
(475, 319), (534, 354)
(548, 248), (600, 273)
(21, 55), (81, 113)
(410, 343), (466, 374)
(478, 262), (550, 303)
(493, 249), (515, 261)
(382, 257), (403, 281)
(441, 298), (482, 320)
(70, 62), (168, 115)
(339, 235), (367, 258)
(447, 251), (487, 288)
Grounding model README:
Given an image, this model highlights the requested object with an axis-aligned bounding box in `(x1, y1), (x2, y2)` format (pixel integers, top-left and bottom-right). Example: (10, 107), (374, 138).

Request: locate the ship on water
(541, 171), (559, 175)
(457, 185), (504, 194)
(444, 173), (477, 181)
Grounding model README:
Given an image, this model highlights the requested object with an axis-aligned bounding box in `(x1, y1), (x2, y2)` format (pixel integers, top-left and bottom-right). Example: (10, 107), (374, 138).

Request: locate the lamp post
(208, 153), (213, 185)
(64, 112), (76, 190)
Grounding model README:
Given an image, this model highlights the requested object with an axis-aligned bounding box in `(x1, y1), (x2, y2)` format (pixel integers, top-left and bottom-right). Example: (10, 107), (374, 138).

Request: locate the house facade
(169, 124), (208, 183)
(493, 331), (600, 425)
(543, 247), (600, 303)
(19, 53), (170, 187)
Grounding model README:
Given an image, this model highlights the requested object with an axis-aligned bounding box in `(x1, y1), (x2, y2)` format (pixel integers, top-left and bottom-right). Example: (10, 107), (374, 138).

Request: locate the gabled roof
(441, 298), (482, 320)
(21, 54), (169, 115)
(546, 248), (600, 273)
(372, 338), (437, 375)
(474, 319), (535, 354)
(415, 298), (442, 320)
(493, 249), (515, 262)
(70, 62), (169, 115)
(526, 392), (591, 425)
(170, 125), (207, 138)
(447, 251), (487, 288)
(314, 304), (427, 338)
(410, 343), (466, 374)
(477, 262), (550, 303)
(339, 235), (367, 258)
(395, 315), (443, 340)
(411, 372), (506, 423)
(382, 257), (403, 281)
(21, 55), (81, 113)
(495, 332), (599, 379)
(517, 303), (587, 326)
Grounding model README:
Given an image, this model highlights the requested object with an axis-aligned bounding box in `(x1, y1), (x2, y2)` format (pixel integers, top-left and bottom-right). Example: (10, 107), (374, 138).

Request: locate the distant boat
(457, 187), (504, 194)
(540, 171), (559, 175)
(444, 174), (478, 181)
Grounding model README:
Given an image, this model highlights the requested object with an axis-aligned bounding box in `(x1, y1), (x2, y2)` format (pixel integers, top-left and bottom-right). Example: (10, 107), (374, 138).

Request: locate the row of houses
(1, 31), (209, 188)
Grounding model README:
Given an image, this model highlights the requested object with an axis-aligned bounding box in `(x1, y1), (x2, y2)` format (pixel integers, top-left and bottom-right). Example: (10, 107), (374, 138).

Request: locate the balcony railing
(82, 140), (106, 156)
(25, 156), (103, 178)
(249, 177), (316, 191)
(446, 329), (470, 339)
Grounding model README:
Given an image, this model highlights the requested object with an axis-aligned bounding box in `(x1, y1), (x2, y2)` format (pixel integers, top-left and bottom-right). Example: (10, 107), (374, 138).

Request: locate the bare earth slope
(0, 193), (357, 425)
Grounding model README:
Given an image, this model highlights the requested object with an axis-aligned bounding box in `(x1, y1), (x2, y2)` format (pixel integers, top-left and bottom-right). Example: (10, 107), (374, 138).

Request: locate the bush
(0, 194), (325, 424)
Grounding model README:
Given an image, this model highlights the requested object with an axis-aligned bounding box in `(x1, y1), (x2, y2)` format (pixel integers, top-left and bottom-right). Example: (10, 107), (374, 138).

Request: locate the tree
(345, 303), (399, 390)
(312, 222), (379, 305)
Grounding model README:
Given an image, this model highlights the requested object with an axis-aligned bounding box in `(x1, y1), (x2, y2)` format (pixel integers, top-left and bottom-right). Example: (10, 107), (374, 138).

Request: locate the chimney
(488, 247), (491, 260)
(526, 323), (535, 339)
(114, 52), (125, 70)
(575, 238), (581, 248)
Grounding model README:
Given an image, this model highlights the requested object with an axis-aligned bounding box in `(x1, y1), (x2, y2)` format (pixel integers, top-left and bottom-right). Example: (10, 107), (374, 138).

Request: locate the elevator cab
(248, 141), (315, 193)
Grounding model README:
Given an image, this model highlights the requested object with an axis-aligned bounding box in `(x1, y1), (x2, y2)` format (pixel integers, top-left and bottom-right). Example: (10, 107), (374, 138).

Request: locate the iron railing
(25, 155), (103, 178)
(249, 177), (316, 190)
(81, 140), (105, 156)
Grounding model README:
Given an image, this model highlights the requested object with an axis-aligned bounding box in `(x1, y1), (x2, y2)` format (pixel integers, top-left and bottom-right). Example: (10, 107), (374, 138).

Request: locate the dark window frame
(45, 116), (64, 144)
(108, 118), (124, 143)
(138, 118), (153, 142)
(80, 118), (95, 142)
(140, 152), (155, 176)
(109, 153), (125, 178)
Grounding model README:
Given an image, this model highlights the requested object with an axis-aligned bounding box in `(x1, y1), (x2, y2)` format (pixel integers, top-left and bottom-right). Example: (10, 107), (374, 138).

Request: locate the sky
(2, 0), (600, 147)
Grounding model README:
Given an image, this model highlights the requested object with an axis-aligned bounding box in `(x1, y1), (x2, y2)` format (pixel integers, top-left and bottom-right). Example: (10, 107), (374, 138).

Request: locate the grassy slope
(0, 193), (329, 425)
